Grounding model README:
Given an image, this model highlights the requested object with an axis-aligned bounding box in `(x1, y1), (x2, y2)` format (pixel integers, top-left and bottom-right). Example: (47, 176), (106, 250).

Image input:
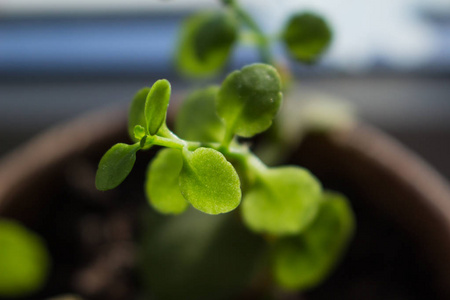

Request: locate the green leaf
(179, 148), (241, 215)
(217, 63), (283, 137)
(145, 79), (171, 135)
(128, 88), (150, 142)
(139, 209), (265, 300)
(134, 125), (146, 141)
(176, 12), (238, 77)
(145, 149), (188, 214)
(175, 86), (225, 143)
(281, 12), (332, 63)
(0, 219), (50, 297)
(273, 191), (355, 290)
(242, 166), (321, 235)
(95, 143), (140, 191)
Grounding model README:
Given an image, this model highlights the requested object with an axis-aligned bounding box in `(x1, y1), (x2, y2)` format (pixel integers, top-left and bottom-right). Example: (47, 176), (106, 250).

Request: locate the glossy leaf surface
(179, 148), (241, 214)
(242, 166), (321, 235)
(145, 149), (188, 214)
(273, 192), (355, 290)
(176, 12), (237, 77)
(145, 79), (171, 135)
(140, 209), (265, 300)
(282, 12), (332, 63)
(128, 88), (150, 142)
(0, 219), (49, 297)
(175, 86), (225, 143)
(217, 63), (282, 137)
(95, 143), (140, 191)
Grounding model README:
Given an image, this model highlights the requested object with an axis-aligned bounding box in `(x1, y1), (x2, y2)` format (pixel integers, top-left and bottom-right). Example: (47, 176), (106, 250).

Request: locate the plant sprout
(95, 63), (354, 296)
(96, 0), (353, 297)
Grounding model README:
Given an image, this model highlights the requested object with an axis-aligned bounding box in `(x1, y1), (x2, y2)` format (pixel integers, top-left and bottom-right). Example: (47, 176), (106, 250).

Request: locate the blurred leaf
(145, 148), (188, 214)
(175, 86), (225, 143)
(193, 13), (237, 61)
(139, 209), (265, 300)
(0, 219), (50, 297)
(128, 88), (150, 142)
(179, 148), (241, 215)
(95, 143), (140, 191)
(217, 63), (282, 137)
(281, 12), (332, 63)
(145, 79), (171, 135)
(273, 192), (355, 290)
(176, 12), (238, 77)
(242, 166), (321, 235)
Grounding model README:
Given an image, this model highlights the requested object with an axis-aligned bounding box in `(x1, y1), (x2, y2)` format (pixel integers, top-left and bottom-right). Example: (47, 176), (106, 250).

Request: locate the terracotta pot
(1, 106), (450, 300)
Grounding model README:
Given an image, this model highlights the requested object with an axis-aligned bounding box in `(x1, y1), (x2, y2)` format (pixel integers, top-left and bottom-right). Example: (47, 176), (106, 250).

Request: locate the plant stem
(143, 121), (268, 185)
(223, 0), (273, 64)
(158, 123), (184, 142)
(221, 126), (235, 149)
(145, 135), (186, 150)
(245, 153), (268, 176)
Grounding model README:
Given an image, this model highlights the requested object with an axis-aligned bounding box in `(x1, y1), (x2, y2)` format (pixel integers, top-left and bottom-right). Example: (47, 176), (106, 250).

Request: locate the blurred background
(1, 0), (449, 178)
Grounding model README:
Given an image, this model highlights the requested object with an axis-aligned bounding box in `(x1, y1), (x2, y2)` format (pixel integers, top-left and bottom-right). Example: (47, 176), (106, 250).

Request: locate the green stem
(145, 135), (186, 150)
(245, 153), (268, 176)
(223, 0), (273, 64)
(158, 123), (184, 142)
(221, 126), (235, 149)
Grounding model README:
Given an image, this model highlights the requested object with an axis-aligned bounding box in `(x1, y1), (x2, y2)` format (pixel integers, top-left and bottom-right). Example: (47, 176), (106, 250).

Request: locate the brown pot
(1, 106), (450, 300)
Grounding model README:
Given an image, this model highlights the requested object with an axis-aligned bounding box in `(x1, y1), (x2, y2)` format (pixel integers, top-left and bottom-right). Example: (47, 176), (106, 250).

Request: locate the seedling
(96, 0), (354, 298)
(95, 63), (354, 296)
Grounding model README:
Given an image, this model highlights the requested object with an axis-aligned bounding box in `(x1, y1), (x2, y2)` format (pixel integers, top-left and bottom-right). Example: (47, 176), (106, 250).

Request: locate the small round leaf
(175, 86), (225, 143)
(95, 143), (140, 191)
(281, 12), (332, 63)
(273, 192), (355, 290)
(0, 219), (50, 297)
(242, 166), (321, 235)
(145, 79), (171, 135)
(128, 88), (150, 142)
(176, 12), (238, 77)
(179, 148), (241, 215)
(217, 63), (282, 137)
(134, 125), (146, 141)
(145, 148), (188, 214)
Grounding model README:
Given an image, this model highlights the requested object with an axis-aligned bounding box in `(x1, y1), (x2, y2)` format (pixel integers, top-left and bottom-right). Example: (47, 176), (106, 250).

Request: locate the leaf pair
(176, 11), (238, 77)
(272, 192), (355, 290)
(242, 166), (321, 235)
(176, 8), (332, 77)
(128, 79), (171, 141)
(96, 79), (171, 191)
(146, 148), (241, 215)
(176, 63), (283, 144)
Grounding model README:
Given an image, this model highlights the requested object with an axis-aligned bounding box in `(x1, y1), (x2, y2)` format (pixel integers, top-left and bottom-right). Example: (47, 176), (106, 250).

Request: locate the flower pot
(1, 106), (450, 300)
